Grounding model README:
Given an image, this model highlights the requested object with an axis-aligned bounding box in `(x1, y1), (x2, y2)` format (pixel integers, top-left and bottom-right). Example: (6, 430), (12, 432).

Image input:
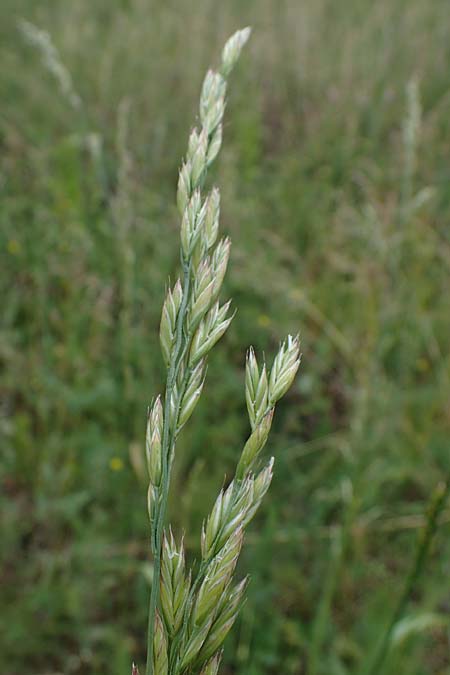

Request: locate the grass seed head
(143, 26), (301, 675)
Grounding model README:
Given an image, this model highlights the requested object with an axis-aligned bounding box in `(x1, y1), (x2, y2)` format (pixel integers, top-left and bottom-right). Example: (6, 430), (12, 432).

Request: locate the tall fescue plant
(138, 28), (300, 675)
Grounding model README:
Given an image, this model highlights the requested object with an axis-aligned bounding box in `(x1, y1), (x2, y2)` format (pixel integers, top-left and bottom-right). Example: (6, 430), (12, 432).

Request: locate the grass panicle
(142, 27), (300, 675)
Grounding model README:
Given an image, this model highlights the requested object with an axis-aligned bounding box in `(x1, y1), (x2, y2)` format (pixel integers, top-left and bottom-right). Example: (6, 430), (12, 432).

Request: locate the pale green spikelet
(220, 27), (252, 77)
(193, 528), (243, 626)
(189, 301), (233, 365)
(147, 484), (158, 530)
(181, 190), (206, 260)
(195, 578), (248, 664)
(160, 280), (183, 366)
(188, 129), (208, 189)
(160, 530), (190, 637)
(242, 458), (274, 527)
(201, 488), (228, 560)
(218, 478), (254, 545)
(236, 409), (274, 480)
(203, 187), (220, 249)
(199, 652), (222, 675)
(245, 347), (269, 429)
(201, 478), (254, 560)
(153, 612), (168, 675)
(206, 124), (222, 166)
(177, 360), (206, 430)
(209, 238), (230, 301)
(177, 161), (191, 215)
(268, 334), (301, 404)
(179, 618), (214, 671)
(146, 396), (163, 487)
(188, 259), (215, 329)
(199, 71), (226, 134)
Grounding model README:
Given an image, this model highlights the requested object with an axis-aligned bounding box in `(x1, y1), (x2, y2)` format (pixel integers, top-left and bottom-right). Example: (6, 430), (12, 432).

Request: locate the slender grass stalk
(365, 480), (449, 675)
(307, 532), (342, 675)
(401, 78), (421, 209)
(139, 28), (301, 675)
(308, 480), (355, 675)
(18, 19), (109, 207)
(18, 19), (82, 111)
(112, 98), (136, 404)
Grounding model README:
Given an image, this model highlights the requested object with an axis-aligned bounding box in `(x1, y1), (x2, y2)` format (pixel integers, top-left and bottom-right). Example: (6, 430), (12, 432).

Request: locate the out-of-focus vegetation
(1, 1), (450, 673)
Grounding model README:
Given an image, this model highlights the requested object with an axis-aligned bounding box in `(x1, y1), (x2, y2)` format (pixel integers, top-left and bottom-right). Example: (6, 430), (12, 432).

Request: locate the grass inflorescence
(141, 28), (300, 675)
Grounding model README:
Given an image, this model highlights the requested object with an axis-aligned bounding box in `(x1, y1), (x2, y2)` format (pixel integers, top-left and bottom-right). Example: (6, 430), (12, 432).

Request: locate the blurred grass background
(1, 0), (450, 673)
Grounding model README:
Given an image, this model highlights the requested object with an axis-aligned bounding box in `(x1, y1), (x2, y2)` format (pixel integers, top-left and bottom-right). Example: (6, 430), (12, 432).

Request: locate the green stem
(146, 259), (192, 675)
(365, 480), (449, 675)
(308, 530), (342, 675)
(308, 486), (355, 675)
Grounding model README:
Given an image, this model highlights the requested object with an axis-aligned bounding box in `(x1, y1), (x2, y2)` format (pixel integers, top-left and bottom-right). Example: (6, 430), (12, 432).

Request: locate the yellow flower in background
(257, 314), (271, 327)
(109, 457), (124, 471)
(7, 239), (21, 255)
(416, 357), (430, 372)
(288, 288), (304, 302)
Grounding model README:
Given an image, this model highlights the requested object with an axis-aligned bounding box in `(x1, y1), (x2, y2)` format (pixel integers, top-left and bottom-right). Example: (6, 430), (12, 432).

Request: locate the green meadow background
(1, 0), (450, 673)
